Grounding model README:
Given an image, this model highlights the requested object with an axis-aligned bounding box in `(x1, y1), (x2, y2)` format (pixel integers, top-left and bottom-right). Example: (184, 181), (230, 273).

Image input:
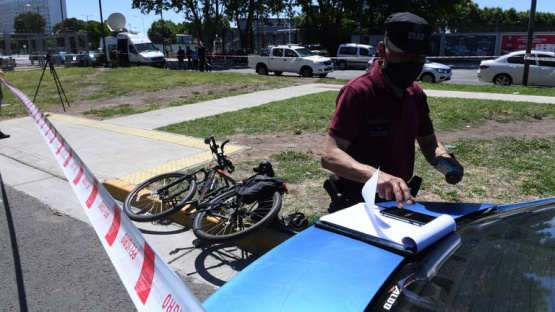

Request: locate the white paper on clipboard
(319, 170), (456, 253)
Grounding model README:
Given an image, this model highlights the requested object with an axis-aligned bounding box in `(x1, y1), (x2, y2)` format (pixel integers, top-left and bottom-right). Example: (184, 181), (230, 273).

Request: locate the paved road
(0, 184), (135, 310)
(219, 66), (488, 85)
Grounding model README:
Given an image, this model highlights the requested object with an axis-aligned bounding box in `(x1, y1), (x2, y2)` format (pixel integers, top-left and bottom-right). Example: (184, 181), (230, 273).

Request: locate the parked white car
(248, 45), (334, 77)
(336, 43), (376, 70)
(366, 58), (452, 83)
(477, 50), (555, 86)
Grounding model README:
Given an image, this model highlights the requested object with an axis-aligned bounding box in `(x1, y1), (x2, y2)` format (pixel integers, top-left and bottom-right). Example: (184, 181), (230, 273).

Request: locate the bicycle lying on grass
(123, 136), (288, 243)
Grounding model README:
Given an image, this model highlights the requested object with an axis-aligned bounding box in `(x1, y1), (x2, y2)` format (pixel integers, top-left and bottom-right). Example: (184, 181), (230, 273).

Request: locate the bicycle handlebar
(205, 136), (234, 173)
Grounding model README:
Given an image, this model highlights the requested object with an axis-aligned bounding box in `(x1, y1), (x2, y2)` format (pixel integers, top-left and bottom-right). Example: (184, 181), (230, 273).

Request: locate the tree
(86, 21), (111, 50)
(13, 12), (46, 33)
(53, 17), (86, 33)
(132, 0), (277, 51)
(147, 19), (178, 44)
(133, 0), (226, 49)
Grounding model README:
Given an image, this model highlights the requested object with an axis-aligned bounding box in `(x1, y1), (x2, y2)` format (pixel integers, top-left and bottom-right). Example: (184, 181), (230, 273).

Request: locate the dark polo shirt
(329, 63), (434, 182)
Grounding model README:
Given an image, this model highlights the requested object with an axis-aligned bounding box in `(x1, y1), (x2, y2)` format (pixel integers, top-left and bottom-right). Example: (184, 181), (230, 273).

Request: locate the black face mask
(384, 61), (424, 89)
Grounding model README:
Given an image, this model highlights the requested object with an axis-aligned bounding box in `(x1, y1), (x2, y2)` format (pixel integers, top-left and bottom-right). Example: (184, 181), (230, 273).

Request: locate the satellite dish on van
(107, 13), (126, 31)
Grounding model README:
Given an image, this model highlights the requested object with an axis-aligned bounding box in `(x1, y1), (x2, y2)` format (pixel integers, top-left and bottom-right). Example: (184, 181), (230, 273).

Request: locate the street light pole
(522, 0), (537, 86)
(81, 14), (93, 55)
(134, 15), (146, 34)
(98, 0), (108, 67)
(26, 3), (44, 66)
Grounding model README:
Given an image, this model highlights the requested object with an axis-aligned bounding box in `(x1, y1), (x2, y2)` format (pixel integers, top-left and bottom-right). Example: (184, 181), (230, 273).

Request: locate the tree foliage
(53, 18), (86, 33)
(86, 21), (111, 49)
(147, 19), (178, 44)
(130, 0), (555, 53)
(14, 12), (46, 33)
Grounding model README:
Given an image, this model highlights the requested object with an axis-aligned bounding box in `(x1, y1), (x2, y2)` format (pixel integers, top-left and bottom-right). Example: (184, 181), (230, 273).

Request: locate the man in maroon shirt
(321, 12), (463, 211)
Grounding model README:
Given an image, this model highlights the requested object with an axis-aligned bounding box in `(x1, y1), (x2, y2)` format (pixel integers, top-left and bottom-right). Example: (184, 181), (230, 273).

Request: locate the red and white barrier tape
(0, 79), (205, 312)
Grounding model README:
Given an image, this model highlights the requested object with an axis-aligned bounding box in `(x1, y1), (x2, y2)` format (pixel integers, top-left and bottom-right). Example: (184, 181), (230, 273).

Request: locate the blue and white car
(203, 197), (555, 311)
(367, 58), (452, 83)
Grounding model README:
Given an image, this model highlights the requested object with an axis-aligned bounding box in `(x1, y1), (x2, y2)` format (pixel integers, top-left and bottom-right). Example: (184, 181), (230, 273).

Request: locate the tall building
(0, 0), (67, 34)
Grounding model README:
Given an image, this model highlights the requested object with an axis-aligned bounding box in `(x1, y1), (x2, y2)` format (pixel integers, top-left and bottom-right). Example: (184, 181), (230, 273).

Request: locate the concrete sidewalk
(0, 82), (343, 297)
(0, 82), (553, 297)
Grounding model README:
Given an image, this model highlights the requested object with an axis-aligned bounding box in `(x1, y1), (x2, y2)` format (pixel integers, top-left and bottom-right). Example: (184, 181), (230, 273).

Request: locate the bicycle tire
(193, 189), (282, 242)
(123, 172), (197, 222)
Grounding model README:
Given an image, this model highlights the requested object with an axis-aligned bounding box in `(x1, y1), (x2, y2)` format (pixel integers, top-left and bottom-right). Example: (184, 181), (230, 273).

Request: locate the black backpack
(236, 174), (286, 204)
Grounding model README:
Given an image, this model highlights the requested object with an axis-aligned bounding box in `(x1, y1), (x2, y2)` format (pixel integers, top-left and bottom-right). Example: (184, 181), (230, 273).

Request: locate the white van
(336, 43), (376, 70)
(102, 31), (166, 67)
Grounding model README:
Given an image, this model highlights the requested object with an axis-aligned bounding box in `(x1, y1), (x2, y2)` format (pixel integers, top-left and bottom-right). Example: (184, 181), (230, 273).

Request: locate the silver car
(477, 50), (555, 86)
(366, 58), (452, 83)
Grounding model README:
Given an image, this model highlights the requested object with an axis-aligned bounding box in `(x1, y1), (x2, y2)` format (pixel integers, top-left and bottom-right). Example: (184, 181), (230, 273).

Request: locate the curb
(103, 179), (293, 254)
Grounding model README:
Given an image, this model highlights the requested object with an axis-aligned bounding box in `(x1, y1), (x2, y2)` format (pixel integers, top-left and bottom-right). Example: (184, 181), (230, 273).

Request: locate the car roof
(340, 43), (375, 48)
(504, 50), (555, 56)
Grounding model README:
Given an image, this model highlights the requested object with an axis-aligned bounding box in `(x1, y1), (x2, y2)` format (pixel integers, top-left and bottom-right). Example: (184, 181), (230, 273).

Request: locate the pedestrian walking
(0, 69), (10, 139)
(193, 46), (199, 71)
(177, 46), (185, 70)
(186, 46), (193, 70)
(206, 49), (213, 72)
(198, 42), (206, 72)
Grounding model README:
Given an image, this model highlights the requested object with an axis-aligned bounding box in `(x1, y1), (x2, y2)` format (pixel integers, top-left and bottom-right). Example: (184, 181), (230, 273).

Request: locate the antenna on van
(107, 13), (126, 33)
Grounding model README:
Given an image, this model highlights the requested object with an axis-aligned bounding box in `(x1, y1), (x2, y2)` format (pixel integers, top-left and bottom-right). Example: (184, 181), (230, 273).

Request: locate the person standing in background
(0, 69), (10, 139)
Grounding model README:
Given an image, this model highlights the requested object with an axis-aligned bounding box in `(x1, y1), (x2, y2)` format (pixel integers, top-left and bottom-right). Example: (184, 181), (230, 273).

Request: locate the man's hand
(377, 172), (414, 208)
(437, 155), (464, 185)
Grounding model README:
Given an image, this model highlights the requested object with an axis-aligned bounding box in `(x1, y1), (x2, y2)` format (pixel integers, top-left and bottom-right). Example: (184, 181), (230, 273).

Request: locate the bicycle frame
(196, 167), (236, 206)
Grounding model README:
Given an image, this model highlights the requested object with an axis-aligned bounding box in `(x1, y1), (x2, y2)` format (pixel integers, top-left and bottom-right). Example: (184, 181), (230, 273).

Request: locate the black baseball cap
(384, 12), (432, 55)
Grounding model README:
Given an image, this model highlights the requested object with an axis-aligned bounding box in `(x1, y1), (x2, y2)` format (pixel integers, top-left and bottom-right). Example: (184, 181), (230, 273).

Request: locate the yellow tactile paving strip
(48, 113), (247, 185)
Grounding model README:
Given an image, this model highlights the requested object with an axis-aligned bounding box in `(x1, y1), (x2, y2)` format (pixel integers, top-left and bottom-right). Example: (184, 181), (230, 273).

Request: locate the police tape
(0, 79), (206, 312)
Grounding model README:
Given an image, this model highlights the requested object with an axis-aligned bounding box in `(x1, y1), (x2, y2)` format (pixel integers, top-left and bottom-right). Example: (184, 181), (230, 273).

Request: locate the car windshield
(134, 43), (158, 53)
(296, 48), (315, 57)
(371, 201), (555, 311)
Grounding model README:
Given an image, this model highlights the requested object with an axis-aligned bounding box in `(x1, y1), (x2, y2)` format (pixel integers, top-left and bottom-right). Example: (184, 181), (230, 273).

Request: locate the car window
(359, 48), (370, 57)
(296, 48), (314, 57)
(272, 48), (283, 57)
(285, 49), (297, 57)
(371, 202), (555, 311)
(507, 55), (525, 64)
(538, 54), (555, 67)
(339, 47), (357, 55)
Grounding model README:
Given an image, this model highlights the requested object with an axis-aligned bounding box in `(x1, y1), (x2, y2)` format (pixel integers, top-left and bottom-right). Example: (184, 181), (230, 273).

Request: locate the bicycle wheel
(123, 172), (197, 222)
(193, 189), (282, 242)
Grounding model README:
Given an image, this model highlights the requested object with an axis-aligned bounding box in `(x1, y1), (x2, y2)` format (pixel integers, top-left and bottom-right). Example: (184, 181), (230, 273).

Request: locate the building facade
(0, 0), (67, 34)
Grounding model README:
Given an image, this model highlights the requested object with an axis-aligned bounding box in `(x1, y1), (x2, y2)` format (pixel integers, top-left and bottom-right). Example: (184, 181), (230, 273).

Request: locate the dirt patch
(57, 74), (314, 118)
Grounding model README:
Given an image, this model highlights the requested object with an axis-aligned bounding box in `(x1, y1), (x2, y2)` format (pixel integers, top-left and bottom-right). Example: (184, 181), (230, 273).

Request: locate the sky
(66, 0), (555, 35)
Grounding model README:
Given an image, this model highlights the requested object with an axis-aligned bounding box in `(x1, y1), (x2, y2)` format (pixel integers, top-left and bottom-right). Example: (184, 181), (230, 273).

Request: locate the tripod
(33, 54), (70, 112)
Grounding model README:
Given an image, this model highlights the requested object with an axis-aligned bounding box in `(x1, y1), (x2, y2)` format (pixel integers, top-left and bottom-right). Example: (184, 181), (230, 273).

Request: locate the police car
(203, 197), (555, 311)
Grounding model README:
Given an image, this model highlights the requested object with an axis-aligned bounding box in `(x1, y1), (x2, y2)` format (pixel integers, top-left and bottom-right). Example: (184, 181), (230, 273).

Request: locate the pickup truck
(248, 45), (333, 77)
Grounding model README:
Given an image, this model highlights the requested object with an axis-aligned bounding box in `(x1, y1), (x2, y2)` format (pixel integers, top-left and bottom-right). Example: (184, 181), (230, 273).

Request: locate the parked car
(366, 58), (452, 83)
(1, 55), (15, 70)
(336, 43), (376, 70)
(204, 198), (555, 311)
(232, 48), (252, 63)
(304, 44), (329, 57)
(477, 50), (555, 86)
(77, 51), (106, 67)
(248, 45), (333, 77)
